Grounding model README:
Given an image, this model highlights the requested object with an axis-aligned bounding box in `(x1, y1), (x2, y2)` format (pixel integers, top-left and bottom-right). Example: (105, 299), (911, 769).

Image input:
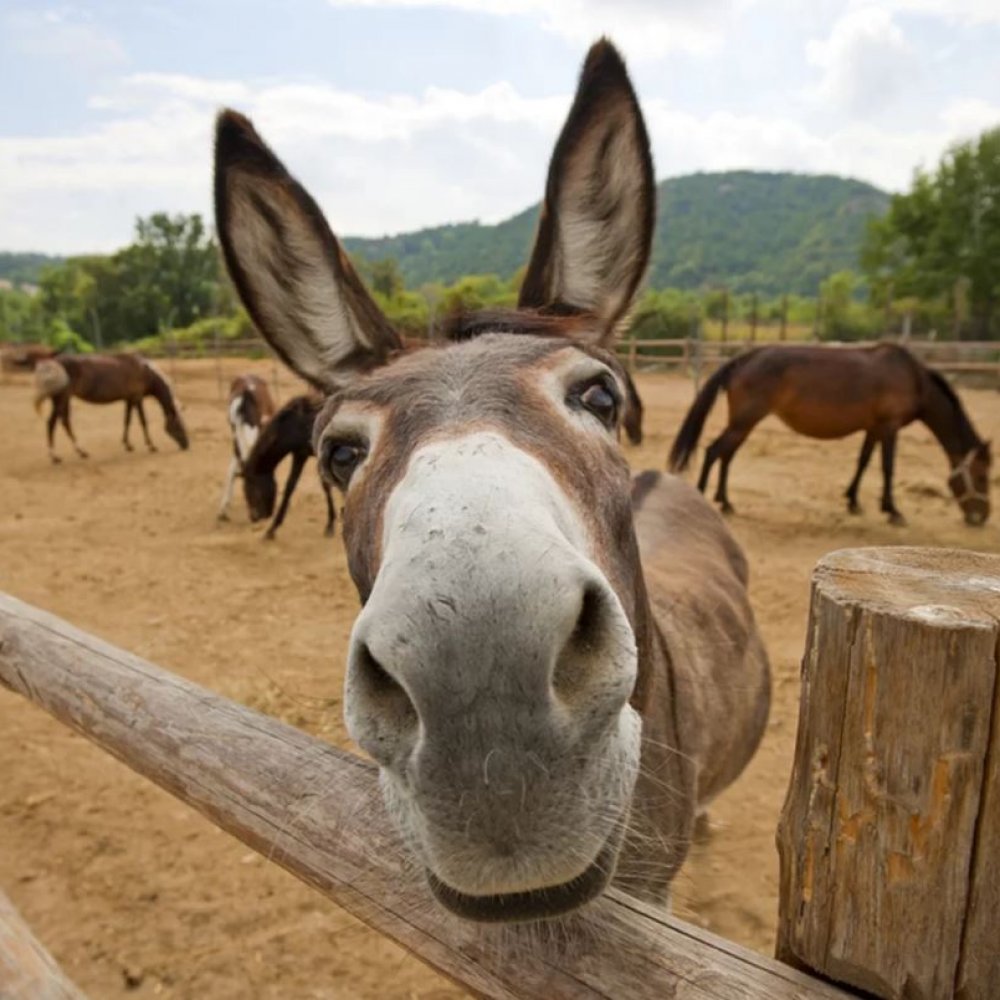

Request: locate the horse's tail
(33, 359), (69, 414)
(621, 370), (644, 445)
(668, 353), (749, 472)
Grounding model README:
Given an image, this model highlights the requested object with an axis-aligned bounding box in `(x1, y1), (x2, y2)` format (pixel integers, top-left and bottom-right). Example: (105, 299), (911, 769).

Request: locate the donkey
(669, 343), (991, 526)
(217, 373), (276, 521)
(215, 40), (770, 921)
(241, 394), (336, 541)
(34, 353), (189, 462)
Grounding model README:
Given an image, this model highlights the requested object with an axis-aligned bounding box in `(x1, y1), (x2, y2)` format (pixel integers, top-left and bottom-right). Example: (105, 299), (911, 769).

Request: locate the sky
(1, 0), (998, 254)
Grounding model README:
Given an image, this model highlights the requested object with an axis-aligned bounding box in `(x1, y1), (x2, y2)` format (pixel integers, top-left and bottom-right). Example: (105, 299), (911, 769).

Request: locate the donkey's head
(216, 41), (656, 922)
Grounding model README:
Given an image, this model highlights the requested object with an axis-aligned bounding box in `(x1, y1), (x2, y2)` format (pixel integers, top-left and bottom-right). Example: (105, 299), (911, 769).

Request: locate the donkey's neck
(919, 371), (981, 460)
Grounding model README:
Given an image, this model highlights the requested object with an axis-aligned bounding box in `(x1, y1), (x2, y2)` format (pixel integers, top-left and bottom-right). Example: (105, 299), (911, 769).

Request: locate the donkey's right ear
(214, 110), (401, 392)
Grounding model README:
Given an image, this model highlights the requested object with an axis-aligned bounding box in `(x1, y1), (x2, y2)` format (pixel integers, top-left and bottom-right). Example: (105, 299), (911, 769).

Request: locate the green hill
(0, 252), (63, 286)
(344, 171), (889, 297)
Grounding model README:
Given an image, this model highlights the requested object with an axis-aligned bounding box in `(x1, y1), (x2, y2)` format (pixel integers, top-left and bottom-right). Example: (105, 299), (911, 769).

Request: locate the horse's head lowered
(216, 41), (657, 921)
(948, 440), (991, 526)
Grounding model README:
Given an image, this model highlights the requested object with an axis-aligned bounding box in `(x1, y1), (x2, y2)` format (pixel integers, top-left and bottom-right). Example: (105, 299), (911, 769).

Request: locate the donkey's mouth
(425, 839), (618, 923)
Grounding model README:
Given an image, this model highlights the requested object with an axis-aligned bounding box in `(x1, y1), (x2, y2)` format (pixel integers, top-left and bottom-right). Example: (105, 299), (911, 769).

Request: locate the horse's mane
(923, 362), (981, 445)
(141, 358), (181, 414)
(245, 393), (318, 474)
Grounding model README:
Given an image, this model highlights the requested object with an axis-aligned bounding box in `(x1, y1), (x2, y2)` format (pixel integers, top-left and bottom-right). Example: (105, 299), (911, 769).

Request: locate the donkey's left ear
(518, 40), (655, 343)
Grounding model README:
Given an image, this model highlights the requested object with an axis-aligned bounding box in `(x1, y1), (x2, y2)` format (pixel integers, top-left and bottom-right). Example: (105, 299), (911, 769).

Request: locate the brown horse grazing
(241, 394), (336, 541)
(34, 353), (189, 462)
(217, 374), (276, 521)
(669, 343), (991, 526)
(215, 40), (770, 921)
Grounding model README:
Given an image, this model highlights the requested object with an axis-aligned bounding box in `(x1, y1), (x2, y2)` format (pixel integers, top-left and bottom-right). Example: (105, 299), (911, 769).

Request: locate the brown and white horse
(34, 353), (189, 462)
(215, 40), (770, 921)
(217, 373), (276, 520)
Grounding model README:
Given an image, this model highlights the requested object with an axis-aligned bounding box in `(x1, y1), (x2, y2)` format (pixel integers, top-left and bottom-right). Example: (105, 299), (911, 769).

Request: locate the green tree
(863, 128), (1000, 338)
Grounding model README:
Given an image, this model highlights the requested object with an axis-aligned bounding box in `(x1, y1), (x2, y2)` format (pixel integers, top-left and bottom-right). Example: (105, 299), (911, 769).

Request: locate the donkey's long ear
(519, 40), (654, 341)
(214, 111), (401, 392)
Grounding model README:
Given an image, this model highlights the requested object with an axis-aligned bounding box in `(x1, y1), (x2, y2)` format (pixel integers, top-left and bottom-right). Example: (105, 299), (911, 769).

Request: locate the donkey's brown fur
(669, 343), (991, 526)
(215, 39), (769, 921)
(33, 353), (189, 462)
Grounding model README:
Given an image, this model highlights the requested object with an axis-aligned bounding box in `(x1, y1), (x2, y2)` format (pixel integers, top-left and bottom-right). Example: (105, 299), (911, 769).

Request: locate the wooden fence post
(0, 889), (86, 999)
(777, 547), (1000, 1000)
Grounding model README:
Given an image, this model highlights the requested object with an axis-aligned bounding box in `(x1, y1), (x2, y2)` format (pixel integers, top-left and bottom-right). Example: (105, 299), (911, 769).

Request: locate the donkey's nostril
(348, 642), (419, 764)
(571, 585), (604, 653)
(552, 584), (610, 702)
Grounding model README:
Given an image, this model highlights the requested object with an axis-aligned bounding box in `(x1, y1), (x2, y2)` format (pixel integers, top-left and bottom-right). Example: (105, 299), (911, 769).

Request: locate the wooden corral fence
(617, 337), (1000, 388)
(1, 546), (998, 998)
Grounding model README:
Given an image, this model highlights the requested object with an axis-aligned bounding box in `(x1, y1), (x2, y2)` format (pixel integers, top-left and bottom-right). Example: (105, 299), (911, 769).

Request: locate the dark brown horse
(33, 353), (189, 462)
(669, 343), (991, 525)
(242, 394), (335, 540)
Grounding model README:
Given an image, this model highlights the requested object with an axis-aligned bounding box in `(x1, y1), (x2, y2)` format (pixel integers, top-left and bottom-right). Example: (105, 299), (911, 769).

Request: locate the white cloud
(806, 6), (913, 117)
(326, 0), (744, 58)
(853, 0), (1000, 24)
(4, 7), (126, 72)
(1, 70), (995, 253)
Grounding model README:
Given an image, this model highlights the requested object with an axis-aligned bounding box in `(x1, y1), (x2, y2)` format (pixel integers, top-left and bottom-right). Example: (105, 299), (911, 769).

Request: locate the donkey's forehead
(330, 334), (609, 412)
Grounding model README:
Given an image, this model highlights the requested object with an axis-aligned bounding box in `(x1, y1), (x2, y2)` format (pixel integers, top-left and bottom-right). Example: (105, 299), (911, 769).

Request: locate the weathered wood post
(0, 890), (86, 999)
(777, 547), (1000, 1000)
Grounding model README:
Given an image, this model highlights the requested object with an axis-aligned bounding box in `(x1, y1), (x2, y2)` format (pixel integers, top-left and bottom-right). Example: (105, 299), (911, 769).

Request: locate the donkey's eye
(322, 439), (367, 488)
(570, 376), (620, 429)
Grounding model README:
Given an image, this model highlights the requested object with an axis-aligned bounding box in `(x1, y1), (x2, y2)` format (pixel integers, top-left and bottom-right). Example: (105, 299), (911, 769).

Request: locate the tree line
(2, 126), (997, 352)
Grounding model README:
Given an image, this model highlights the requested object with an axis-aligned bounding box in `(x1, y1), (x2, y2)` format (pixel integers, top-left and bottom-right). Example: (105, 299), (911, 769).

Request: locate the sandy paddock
(1, 358), (998, 998)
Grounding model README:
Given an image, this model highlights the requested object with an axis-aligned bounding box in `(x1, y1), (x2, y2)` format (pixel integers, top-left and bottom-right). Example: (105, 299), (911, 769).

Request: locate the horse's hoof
(847, 501), (863, 515)
(719, 501), (735, 516)
(263, 531), (276, 542)
(148, 446), (158, 453)
(77, 451), (89, 459)
(888, 512), (907, 527)
(324, 525), (335, 538)
(216, 512), (230, 524)
(50, 455), (62, 465)
(123, 443), (133, 452)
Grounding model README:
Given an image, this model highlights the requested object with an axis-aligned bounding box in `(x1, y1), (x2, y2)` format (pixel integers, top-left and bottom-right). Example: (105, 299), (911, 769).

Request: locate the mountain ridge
(343, 170), (889, 297)
(1, 171), (890, 297)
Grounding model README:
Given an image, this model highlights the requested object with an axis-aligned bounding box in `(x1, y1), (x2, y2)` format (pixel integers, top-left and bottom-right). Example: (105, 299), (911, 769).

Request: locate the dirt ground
(1, 358), (998, 999)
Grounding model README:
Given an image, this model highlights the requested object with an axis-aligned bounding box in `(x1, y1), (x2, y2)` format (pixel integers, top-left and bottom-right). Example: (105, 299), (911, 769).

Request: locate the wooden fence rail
(0, 593), (853, 1000)
(4, 546), (999, 998)
(614, 338), (1000, 385)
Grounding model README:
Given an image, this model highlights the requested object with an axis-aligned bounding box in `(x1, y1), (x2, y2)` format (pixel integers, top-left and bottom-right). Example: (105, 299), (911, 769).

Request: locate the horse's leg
(217, 456), (240, 522)
(321, 477), (336, 537)
(879, 432), (906, 526)
(711, 425), (756, 515)
(59, 398), (88, 459)
(122, 401), (134, 451)
(46, 401), (61, 464)
(844, 433), (876, 514)
(696, 444), (718, 494)
(264, 454), (305, 541)
(136, 400), (157, 451)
